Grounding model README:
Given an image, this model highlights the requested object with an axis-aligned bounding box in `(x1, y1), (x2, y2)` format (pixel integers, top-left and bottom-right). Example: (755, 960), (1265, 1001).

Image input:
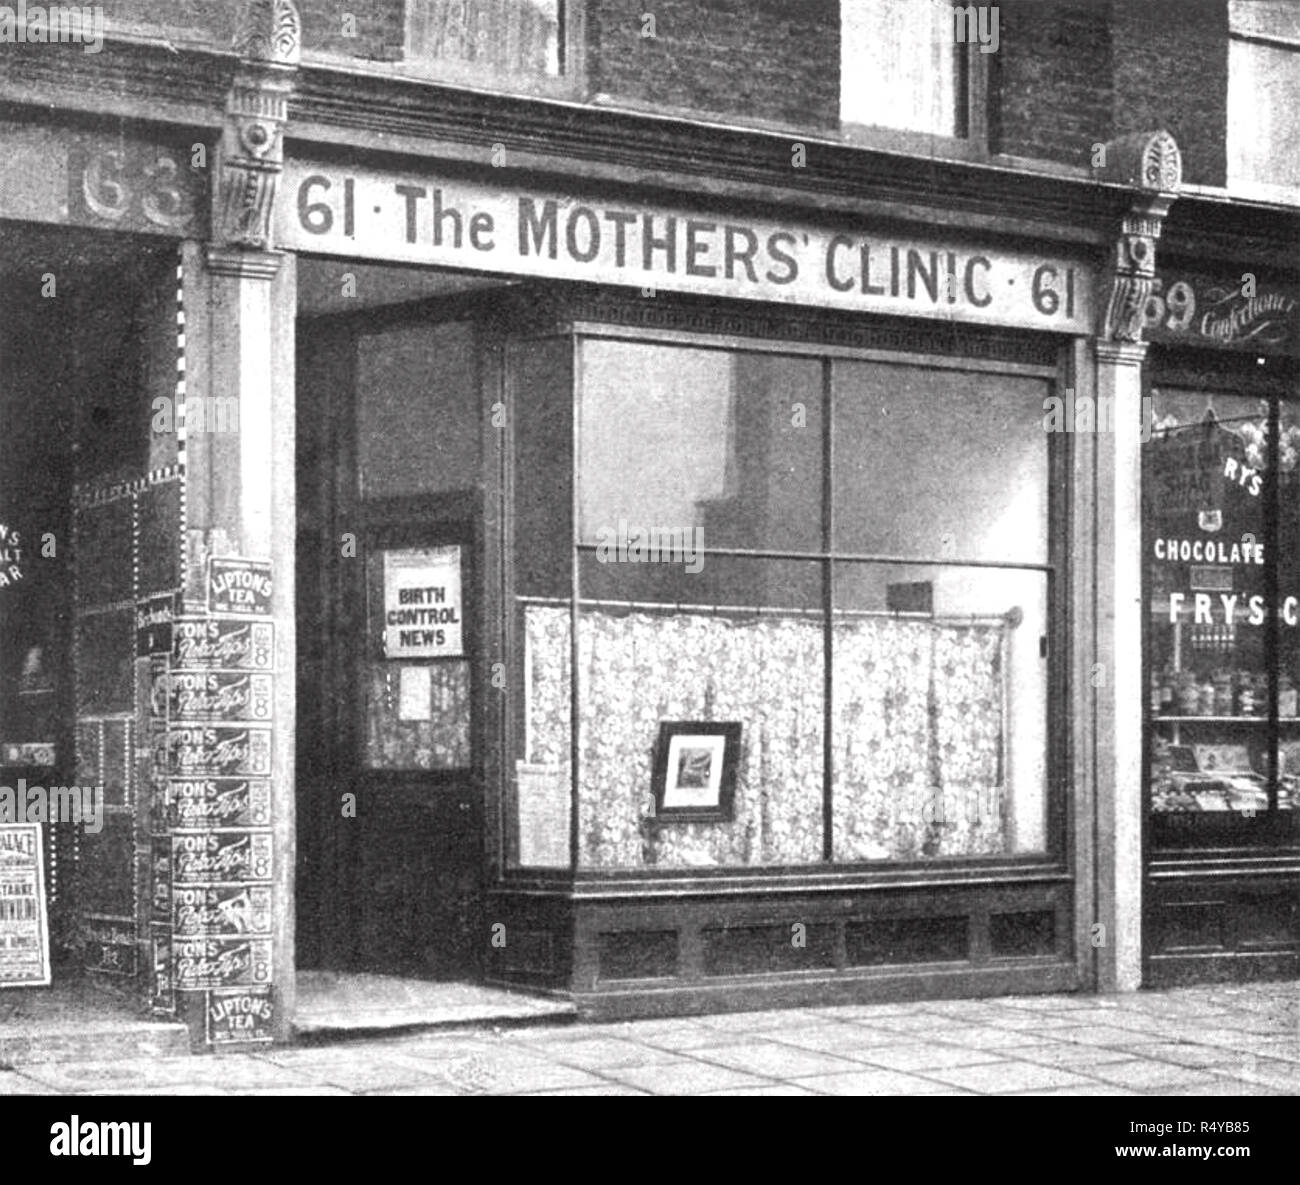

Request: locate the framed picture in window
(652, 722), (741, 821)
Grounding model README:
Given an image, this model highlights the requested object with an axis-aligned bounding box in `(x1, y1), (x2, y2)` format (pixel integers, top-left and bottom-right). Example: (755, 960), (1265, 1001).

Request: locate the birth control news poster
(0, 824), (50, 987)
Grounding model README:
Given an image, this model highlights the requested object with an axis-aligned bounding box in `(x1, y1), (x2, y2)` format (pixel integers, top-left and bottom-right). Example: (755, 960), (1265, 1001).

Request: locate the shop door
(299, 496), (483, 980)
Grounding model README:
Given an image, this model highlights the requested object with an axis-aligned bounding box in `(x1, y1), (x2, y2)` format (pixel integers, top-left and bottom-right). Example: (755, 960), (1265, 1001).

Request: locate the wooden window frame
(501, 319), (1071, 877)
(839, 0), (993, 160)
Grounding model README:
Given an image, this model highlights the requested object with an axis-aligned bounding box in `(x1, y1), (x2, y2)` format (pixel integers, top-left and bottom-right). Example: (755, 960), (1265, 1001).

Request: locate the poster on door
(0, 824), (50, 987)
(382, 546), (463, 659)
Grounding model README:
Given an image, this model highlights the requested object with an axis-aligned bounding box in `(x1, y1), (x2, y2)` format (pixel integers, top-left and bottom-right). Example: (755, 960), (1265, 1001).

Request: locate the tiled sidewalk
(1, 982), (1296, 1096)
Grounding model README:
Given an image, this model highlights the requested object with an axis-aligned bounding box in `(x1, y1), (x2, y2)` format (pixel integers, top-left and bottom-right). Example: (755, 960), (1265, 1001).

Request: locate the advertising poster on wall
(382, 546), (463, 659)
(0, 824), (49, 987)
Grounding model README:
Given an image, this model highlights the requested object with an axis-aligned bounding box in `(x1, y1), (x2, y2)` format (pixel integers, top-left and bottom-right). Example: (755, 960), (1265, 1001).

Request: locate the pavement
(1, 981), (1297, 1096)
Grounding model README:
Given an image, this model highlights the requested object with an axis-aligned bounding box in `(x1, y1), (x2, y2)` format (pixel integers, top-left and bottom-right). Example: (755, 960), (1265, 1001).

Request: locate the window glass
(566, 558), (825, 870)
(832, 361), (1049, 564)
(1145, 389), (1300, 833)
(832, 562), (1048, 859)
(357, 322), (480, 499)
(1228, 26), (1300, 190)
(842, 0), (962, 135)
(513, 337), (1058, 870)
(578, 342), (823, 554)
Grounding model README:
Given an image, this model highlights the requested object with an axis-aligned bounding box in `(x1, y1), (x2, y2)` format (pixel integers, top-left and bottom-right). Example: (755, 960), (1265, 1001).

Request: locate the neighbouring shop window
(842, 0), (985, 139)
(508, 337), (1057, 869)
(1144, 387), (1300, 841)
(1228, 0), (1300, 191)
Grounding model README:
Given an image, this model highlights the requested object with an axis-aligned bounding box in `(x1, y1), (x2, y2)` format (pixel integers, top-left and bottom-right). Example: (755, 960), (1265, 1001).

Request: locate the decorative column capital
(233, 0), (301, 65)
(1096, 131), (1183, 344)
(212, 1), (301, 255)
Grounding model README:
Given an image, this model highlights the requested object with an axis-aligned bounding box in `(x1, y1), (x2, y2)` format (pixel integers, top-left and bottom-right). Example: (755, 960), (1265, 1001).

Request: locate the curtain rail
(516, 595), (1021, 627)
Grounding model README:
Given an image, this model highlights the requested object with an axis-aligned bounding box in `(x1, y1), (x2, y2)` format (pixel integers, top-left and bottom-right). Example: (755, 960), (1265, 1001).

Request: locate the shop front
(1142, 265), (1300, 985)
(15, 2), (1294, 1045)
(277, 131), (1174, 1018)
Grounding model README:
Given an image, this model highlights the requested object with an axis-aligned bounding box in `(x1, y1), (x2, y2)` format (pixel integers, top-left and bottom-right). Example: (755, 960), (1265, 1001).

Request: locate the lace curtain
(522, 604), (1007, 868)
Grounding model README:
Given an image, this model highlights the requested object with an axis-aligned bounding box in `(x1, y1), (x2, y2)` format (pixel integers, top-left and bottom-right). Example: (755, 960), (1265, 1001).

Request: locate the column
(1092, 131), (1182, 991)
(165, 0), (300, 1046)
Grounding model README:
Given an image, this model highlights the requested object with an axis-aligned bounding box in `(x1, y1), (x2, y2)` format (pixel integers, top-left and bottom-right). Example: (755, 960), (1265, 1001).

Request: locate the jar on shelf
(1160, 666), (1176, 712)
(1176, 673), (1200, 715)
(1280, 675), (1297, 719)
(1198, 678), (1217, 716)
(1213, 671), (1235, 716)
(1237, 672), (1260, 717)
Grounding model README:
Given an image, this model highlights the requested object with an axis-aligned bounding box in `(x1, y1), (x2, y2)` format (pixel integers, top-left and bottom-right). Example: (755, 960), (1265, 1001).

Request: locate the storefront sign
(172, 885), (272, 936)
(81, 917), (137, 978)
(206, 986), (274, 1045)
(151, 924), (174, 1014)
(165, 725), (272, 777)
(279, 162), (1096, 334)
(171, 831), (273, 883)
(383, 546), (464, 659)
(0, 522), (22, 589)
(1146, 271), (1300, 356)
(159, 671), (274, 723)
(0, 742), (55, 766)
(0, 824), (49, 986)
(174, 935), (272, 991)
(172, 619), (274, 671)
(136, 593), (178, 656)
(207, 558), (273, 617)
(165, 779), (272, 830)
(151, 836), (171, 919)
(0, 121), (206, 238)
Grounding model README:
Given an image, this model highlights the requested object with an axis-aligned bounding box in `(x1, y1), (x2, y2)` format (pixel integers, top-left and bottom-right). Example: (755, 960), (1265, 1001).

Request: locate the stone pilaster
(1092, 130), (1181, 992)
(167, 0), (300, 1047)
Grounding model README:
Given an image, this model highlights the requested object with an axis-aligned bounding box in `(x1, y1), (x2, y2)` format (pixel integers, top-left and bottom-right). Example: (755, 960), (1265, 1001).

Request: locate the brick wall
(993, 0), (1115, 165)
(587, 0), (839, 131)
(1110, 0), (1227, 187)
(98, 0), (404, 59)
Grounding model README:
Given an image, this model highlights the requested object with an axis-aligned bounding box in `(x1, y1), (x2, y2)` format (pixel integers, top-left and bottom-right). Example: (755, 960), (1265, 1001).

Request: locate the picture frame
(651, 721), (742, 822)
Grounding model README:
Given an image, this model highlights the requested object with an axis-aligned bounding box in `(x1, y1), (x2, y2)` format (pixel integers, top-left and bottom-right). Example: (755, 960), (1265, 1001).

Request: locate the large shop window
(509, 338), (1056, 869)
(1145, 388), (1300, 845)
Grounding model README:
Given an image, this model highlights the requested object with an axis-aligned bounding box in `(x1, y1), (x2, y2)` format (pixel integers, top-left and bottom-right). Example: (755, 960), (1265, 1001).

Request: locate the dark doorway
(295, 261), (510, 979)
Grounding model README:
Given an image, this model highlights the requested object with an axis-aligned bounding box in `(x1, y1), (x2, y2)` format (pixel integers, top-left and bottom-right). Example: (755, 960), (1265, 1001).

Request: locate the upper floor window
(1228, 0), (1300, 192)
(841, 0), (995, 141)
(406, 0), (563, 78)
